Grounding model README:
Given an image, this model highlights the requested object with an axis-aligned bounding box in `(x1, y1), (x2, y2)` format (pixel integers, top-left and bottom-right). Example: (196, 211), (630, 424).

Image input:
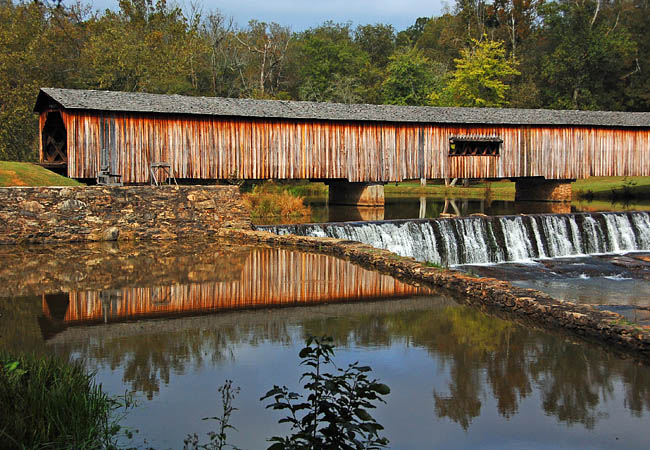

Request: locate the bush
(242, 181), (311, 219)
(0, 353), (132, 449)
(261, 336), (390, 450)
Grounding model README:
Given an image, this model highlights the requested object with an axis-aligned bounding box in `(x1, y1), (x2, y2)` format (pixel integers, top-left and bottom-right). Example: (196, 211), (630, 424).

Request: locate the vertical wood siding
(53, 110), (650, 183)
(44, 248), (428, 324)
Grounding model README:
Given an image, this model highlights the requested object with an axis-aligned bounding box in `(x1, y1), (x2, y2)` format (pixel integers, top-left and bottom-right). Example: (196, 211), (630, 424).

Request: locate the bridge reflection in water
(42, 247), (429, 326)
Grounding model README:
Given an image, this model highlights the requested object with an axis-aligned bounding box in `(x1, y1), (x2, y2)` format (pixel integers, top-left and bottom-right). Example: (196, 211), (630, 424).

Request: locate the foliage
(1, 0), (648, 161)
(0, 352), (133, 449)
(381, 47), (443, 105)
(537, 0), (637, 110)
(242, 181), (312, 219)
(435, 36), (520, 107)
(184, 380), (241, 450)
(292, 22), (368, 103)
(261, 336), (390, 450)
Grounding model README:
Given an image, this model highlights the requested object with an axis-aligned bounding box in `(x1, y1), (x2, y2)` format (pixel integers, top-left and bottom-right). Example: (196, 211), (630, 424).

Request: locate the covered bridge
(34, 87), (650, 204)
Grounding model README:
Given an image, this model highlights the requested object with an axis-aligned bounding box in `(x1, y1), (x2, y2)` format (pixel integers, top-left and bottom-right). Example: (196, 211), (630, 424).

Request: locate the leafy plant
(0, 352), (134, 449)
(184, 380), (241, 450)
(261, 336), (390, 450)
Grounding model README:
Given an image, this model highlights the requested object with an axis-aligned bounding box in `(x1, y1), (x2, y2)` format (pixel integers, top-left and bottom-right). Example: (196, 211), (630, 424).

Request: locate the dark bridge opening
(42, 111), (67, 165)
(449, 135), (502, 156)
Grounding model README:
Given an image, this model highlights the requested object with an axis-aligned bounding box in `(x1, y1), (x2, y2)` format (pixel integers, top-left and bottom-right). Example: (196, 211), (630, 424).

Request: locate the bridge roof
(36, 87), (650, 128)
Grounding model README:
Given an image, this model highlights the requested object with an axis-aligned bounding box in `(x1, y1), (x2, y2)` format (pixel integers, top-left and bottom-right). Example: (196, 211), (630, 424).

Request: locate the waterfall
(257, 212), (650, 267)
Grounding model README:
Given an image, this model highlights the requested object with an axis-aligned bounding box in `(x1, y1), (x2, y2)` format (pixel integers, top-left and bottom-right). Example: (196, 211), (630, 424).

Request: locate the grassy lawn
(293, 180), (517, 200)
(0, 161), (82, 187)
(295, 177), (650, 202)
(572, 176), (650, 200)
(385, 180), (515, 199)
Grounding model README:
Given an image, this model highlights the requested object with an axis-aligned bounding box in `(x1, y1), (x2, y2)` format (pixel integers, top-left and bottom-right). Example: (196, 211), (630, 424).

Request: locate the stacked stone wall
(0, 185), (251, 245)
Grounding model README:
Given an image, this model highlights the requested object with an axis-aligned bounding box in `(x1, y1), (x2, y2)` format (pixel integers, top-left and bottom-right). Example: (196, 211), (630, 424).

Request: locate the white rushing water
(262, 212), (650, 267)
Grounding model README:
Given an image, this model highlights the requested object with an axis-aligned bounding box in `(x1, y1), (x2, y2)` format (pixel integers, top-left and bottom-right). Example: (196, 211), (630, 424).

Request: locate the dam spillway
(257, 212), (650, 267)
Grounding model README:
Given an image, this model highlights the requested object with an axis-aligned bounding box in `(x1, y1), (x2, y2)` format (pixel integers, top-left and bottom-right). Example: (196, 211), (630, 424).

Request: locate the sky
(87, 0), (449, 31)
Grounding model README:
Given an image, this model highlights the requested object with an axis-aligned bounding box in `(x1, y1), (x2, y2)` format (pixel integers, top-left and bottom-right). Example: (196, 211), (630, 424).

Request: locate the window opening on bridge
(449, 135), (502, 156)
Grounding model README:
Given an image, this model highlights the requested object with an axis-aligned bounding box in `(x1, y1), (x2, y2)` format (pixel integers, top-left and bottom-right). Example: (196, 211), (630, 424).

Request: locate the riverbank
(291, 177), (650, 202)
(219, 228), (650, 360)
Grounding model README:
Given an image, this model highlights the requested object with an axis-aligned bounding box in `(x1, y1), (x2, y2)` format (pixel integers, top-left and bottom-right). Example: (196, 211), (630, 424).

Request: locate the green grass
(385, 180), (515, 200)
(293, 177), (650, 203)
(572, 176), (650, 201)
(1, 353), (132, 449)
(289, 180), (516, 200)
(0, 161), (82, 187)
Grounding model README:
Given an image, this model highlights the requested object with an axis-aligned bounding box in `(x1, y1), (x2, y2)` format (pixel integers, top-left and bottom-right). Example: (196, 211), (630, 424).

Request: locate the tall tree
(436, 37), (520, 107)
(292, 22), (368, 102)
(381, 48), (442, 105)
(537, 0), (637, 110)
(234, 20), (291, 98)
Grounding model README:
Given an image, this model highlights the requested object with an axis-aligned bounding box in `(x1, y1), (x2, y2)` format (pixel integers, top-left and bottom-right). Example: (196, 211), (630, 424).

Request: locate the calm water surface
(1, 240), (649, 449)
(253, 194), (650, 225)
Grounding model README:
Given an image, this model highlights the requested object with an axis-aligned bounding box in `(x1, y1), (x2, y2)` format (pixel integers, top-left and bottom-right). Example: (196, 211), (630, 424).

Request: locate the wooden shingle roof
(35, 87), (650, 128)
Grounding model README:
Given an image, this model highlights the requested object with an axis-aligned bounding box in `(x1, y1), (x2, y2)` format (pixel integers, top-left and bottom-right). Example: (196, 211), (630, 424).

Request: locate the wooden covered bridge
(35, 87), (650, 205)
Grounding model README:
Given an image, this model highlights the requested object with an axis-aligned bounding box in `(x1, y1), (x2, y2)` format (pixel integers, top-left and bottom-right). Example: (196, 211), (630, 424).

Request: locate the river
(1, 240), (649, 448)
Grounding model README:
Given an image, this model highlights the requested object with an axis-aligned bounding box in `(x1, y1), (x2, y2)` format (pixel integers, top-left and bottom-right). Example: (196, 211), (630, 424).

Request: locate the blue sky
(87, 0), (449, 31)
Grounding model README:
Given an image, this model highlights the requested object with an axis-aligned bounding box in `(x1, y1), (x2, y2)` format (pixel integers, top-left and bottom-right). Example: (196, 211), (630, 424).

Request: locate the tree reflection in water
(2, 241), (650, 434)
(300, 305), (650, 430)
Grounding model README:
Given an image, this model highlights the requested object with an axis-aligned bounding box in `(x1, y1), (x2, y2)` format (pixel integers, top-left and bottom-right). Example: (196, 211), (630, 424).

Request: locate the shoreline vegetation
(288, 176), (650, 203)
(0, 353), (133, 449)
(241, 181), (312, 220)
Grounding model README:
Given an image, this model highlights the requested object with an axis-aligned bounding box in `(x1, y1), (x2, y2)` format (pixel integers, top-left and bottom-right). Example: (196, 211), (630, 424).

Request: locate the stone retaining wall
(0, 185), (250, 245)
(219, 228), (650, 360)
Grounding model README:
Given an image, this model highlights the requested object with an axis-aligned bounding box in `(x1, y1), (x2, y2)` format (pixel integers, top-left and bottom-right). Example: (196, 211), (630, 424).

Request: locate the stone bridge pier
(327, 181), (385, 207)
(514, 177), (573, 202)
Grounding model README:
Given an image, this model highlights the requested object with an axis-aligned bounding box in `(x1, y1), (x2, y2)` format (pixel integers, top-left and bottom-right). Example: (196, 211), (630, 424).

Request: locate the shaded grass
(288, 180), (516, 200)
(289, 177), (650, 203)
(572, 176), (650, 201)
(0, 353), (132, 449)
(0, 162), (82, 187)
(242, 181), (311, 219)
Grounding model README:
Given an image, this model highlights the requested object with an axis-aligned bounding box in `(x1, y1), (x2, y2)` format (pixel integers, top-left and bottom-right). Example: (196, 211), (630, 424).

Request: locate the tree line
(1, 0), (648, 161)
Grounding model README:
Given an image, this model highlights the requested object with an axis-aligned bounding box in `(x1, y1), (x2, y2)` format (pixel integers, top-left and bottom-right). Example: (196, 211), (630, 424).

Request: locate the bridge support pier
(327, 181), (385, 207)
(514, 178), (573, 202)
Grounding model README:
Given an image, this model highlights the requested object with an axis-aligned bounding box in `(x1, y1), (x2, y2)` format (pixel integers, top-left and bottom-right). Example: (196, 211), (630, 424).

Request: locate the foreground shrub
(0, 353), (131, 449)
(261, 336), (390, 450)
(242, 181), (311, 219)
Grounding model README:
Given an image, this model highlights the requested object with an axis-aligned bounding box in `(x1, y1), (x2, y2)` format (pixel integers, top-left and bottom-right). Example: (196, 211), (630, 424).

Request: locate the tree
(79, 0), (197, 94)
(537, 0), (638, 110)
(381, 47), (443, 105)
(292, 22), (368, 102)
(235, 20), (291, 98)
(396, 16), (430, 47)
(436, 36), (520, 107)
(354, 24), (396, 68)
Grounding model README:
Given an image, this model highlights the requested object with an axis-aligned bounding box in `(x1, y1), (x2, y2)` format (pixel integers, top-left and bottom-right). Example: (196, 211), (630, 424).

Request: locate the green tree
(381, 47), (442, 105)
(537, 0), (638, 110)
(436, 36), (520, 107)
(354, 24), (396, 68)
(80, 0), (197, 94)
(292, 22), (368, 102)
